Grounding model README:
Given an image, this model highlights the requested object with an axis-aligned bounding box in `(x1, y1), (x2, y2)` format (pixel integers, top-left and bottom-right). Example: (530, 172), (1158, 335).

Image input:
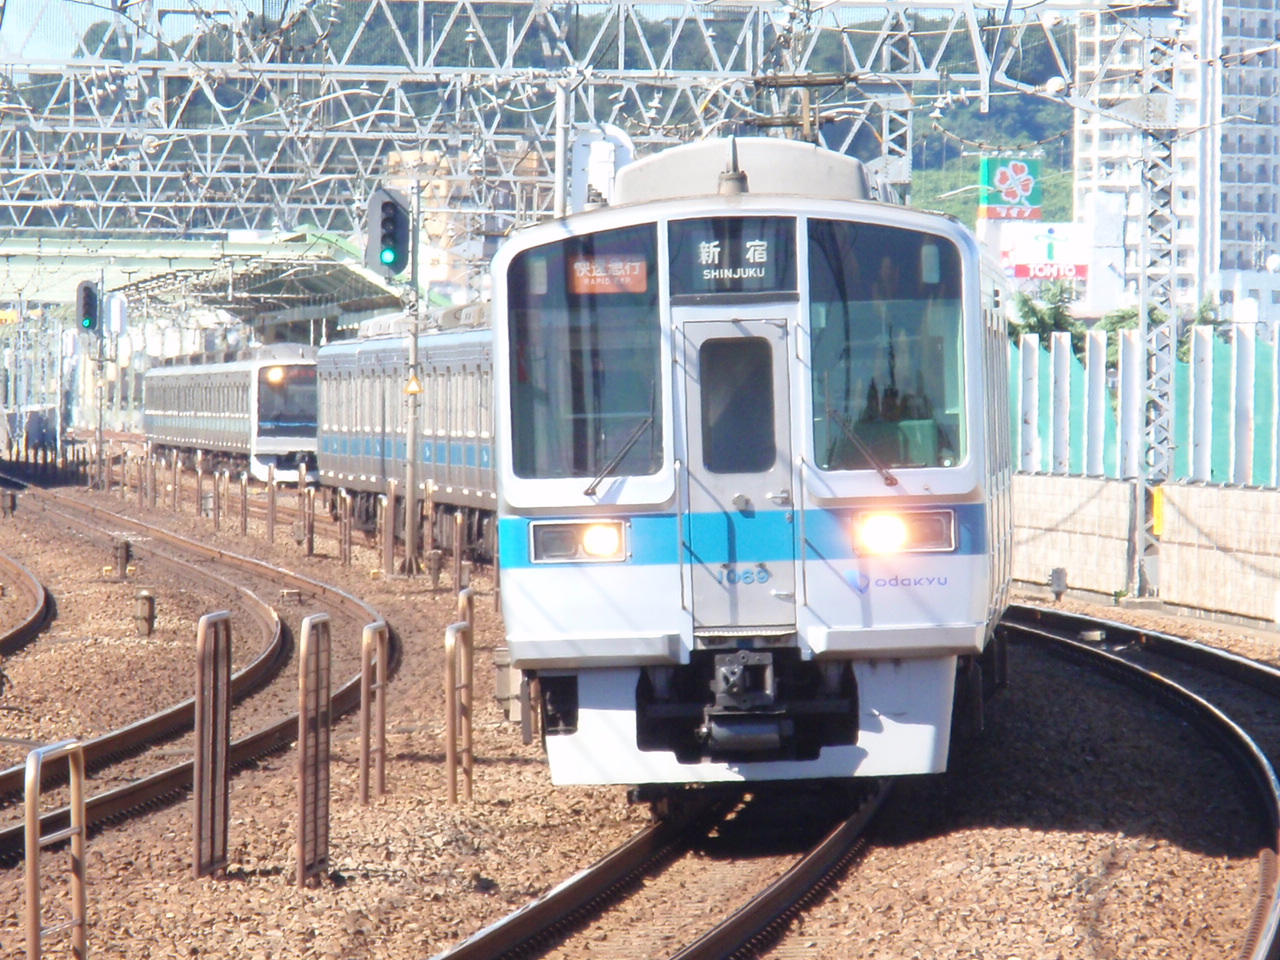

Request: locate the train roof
(317, 323), (490, 365)
(144, 349), (316, 379)
(356, 302), (489, 338)
(611, 137), (878, 206)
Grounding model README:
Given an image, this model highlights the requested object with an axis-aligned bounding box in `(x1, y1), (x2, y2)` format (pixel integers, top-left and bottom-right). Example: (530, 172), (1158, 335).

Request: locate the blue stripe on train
(498, 503), (987, 568)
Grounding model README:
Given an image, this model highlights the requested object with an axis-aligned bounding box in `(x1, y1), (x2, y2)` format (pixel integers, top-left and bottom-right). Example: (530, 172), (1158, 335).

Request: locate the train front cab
(496, 149), (1006, 787)
(250, 360), (318, 483)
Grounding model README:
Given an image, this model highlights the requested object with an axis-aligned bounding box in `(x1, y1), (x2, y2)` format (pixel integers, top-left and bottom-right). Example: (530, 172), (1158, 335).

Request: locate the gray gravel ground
(0, 486), (1273, 958)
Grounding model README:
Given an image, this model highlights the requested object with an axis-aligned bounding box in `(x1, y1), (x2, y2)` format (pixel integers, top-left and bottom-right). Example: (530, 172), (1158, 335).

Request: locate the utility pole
(1125, 4), (1181, 599)
(403, 182), (423, 576)
(96, 269), (106, 490)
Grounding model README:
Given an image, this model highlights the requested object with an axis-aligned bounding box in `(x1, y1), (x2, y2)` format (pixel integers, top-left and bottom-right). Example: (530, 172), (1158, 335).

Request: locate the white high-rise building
(1073, 2), (1278, 316)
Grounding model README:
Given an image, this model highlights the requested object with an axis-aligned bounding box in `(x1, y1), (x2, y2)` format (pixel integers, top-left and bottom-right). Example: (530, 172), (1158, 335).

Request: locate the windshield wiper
(826, 405), (899, 487)
(584, 416), (655, 496)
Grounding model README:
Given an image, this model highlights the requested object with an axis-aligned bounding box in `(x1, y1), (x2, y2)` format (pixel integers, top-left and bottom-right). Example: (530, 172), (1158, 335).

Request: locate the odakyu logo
(844, 571), (949, 595)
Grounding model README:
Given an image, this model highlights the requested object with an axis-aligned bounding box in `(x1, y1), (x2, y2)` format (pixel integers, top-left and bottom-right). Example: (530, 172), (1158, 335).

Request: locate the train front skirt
(539, 656), (956, 785)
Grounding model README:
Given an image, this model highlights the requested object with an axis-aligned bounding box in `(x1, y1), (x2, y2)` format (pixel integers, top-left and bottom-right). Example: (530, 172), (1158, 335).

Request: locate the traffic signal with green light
(365, 187), (411, 277)
(76, 280), (100, 334)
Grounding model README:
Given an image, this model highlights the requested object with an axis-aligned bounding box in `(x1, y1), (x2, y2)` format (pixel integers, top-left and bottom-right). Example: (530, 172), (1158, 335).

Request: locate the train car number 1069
(715, 566), (771, 585)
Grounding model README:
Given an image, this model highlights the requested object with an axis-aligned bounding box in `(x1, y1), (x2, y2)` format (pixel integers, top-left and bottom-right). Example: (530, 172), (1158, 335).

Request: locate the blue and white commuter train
(314, 305), (495, 541)
(491, 137), (1013, 786)
(142, 346), (318, 483)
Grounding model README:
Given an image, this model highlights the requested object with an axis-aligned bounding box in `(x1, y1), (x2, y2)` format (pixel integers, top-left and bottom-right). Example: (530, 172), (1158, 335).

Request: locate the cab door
(681, 317), (796, 632)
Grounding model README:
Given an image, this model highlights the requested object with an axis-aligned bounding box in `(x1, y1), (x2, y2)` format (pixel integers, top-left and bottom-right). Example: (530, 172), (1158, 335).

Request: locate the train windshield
(258, 364), (317, 437)
(808, 219), (966, 471)
(506, 223), (662, 480)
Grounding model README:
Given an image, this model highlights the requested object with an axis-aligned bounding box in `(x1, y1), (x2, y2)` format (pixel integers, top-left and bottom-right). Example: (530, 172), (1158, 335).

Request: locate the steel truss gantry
(0, 0), (1093, 251)
(0, 0), (1188, 593)
(1115, 6), (1182, 599)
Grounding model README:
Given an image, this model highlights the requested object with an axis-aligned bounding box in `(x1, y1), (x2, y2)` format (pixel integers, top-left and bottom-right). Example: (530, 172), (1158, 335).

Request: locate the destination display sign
(669, 217), (796, 296)
(568, 256), (649, 294)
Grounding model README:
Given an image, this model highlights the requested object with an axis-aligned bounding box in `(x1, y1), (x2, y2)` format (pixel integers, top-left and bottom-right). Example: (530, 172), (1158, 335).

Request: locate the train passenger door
(681, 317), (796, 632)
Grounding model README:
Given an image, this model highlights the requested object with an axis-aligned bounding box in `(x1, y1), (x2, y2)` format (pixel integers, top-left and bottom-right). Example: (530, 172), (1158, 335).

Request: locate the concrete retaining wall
(1012, 475), (1132, 597)
(1013, 475), (1280, 622)
(1160, 485), (1280, 622)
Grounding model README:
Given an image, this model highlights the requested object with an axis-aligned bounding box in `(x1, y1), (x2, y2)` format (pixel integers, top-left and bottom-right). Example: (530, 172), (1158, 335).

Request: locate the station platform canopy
(0, 230), (404, 342)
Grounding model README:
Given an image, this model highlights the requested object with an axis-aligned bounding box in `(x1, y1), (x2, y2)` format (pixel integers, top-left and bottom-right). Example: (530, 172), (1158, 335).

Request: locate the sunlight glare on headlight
(581, 523), (623, 558)
(857, 513), (908, 554)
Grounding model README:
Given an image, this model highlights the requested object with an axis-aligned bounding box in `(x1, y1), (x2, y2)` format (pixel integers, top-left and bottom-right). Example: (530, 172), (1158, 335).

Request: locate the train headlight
(265, 366), (286, 385)
(531, 520), (628, 563)
(853, 510), (956, 554)
(581, 523), (623, 558)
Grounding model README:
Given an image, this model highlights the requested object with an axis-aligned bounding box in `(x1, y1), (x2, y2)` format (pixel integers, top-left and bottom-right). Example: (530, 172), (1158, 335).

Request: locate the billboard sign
(998, 223), (1088, 282)
(978, 157), (1043, 220)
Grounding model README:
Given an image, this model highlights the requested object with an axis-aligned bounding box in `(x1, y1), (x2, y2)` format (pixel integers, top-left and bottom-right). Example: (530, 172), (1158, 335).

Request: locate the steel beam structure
(0, 0), (1088, 265)
(1090, 5), (1182, 599)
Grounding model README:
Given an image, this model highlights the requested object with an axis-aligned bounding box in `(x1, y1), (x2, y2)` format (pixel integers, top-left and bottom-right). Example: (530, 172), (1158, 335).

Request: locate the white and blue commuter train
(314, 305), (495, 541)
(492, 137), (1013, 786)
(142, 346), (318, 483)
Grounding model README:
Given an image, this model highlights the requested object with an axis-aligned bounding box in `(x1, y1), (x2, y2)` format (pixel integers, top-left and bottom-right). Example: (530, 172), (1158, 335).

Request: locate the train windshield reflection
(257, 364), (317, 437)
(507, 223), (662, 481)
(808, 219), (967, 470)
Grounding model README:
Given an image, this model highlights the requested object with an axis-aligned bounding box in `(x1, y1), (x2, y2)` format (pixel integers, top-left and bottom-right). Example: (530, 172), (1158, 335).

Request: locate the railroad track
(0, 481), (399, 864)
(433, 782), (890, 960)
(428, 606), (1280, 960)
(1002, 603), (1280, 960)
(0, 550), (51, 661)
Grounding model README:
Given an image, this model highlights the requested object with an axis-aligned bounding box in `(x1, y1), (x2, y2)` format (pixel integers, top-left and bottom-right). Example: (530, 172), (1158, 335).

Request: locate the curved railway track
(1003, 603), (1280, 960)
(0, 481), (400, 864)
(429, 606), (1280, 960)
(0, 550), (51, 662)
(5, 475), (1279, 959)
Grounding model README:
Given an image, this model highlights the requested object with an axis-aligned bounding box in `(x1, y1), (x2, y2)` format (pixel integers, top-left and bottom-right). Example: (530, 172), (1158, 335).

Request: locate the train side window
(424, 370), (433, 434)
(388, 371), (398, 433)
(699, 338), (776, 474)
(467, 368), (477, 436)
(436, 370), (447, 434)
(453, 368), (463, 436)
(357, 374), (365, 432)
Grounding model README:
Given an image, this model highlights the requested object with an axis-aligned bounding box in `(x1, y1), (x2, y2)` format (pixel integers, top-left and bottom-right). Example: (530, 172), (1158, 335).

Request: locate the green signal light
(81, 316), (93, 329)
(380, 247), (396, 265)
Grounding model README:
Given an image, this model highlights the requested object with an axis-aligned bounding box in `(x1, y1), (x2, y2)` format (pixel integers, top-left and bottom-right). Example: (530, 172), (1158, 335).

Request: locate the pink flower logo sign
(995, 161), (1035, 203)
(978, 156), (1043, 220)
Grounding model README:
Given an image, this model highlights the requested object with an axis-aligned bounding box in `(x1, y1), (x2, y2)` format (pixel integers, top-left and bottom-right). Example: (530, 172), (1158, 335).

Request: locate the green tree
(1176, 297), (1227, 362)
(1010, 281), (1083, 355)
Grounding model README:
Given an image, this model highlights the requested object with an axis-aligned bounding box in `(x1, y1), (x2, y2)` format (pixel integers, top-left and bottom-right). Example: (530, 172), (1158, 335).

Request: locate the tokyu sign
(978, 157), (1043, 221)
(1014, 262), (1089, 279)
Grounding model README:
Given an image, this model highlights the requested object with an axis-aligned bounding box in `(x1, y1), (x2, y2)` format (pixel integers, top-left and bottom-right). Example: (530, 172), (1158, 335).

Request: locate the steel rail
(0, 484), (398, 862)
(434, 784), (891, 960)
(432, 793), (740, 960)
(0, 500), (284, 801)
(1007, 603), (1280, 700)
(668, 780), (891, 960)
(1004, 611), (1280, 960)
(0, 549), (51, 659)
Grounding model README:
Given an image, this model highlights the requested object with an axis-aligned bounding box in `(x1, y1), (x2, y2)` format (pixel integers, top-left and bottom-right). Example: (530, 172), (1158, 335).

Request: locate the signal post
(76, 277), (106, 489)
(364, 187), (421, 575)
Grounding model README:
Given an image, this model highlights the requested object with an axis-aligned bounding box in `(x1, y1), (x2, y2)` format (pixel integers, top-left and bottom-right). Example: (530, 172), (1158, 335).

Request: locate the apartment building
(1073, 0), (1279, 315)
